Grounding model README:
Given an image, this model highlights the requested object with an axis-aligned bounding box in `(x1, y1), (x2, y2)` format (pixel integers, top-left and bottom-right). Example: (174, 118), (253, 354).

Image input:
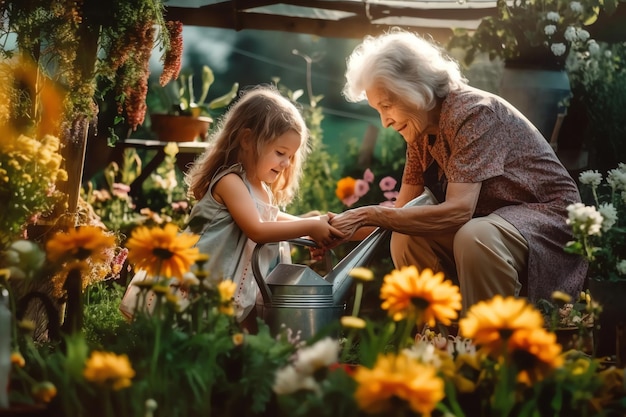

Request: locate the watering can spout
(328, 188), (438, 305)
(327, 227), (390, 305)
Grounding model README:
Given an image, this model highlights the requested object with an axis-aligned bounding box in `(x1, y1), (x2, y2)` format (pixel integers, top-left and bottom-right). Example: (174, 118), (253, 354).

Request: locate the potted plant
(565, 164), (626, 364)
(148, 65), (239, 142)
(447, 0), (604, 140)
(447, 0), (602, 69)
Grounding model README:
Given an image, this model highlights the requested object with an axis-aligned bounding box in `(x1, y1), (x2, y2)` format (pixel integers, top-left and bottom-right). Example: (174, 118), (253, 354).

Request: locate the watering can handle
(251, 238), (325, 304)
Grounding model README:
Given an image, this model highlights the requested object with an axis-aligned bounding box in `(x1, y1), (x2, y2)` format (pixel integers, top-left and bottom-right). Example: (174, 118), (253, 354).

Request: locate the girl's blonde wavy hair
(186, 85), (310, 207)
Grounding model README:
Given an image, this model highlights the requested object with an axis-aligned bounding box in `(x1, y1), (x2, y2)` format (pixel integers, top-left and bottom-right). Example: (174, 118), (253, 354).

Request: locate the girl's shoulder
(212, 163), (245, 183)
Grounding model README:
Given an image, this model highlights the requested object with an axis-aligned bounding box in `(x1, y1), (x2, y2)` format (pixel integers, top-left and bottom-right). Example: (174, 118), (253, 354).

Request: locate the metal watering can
(251, 189), (437, 340)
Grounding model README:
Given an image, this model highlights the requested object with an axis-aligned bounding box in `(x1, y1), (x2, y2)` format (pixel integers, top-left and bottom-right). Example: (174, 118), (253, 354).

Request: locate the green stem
(351, 282), (364, 317)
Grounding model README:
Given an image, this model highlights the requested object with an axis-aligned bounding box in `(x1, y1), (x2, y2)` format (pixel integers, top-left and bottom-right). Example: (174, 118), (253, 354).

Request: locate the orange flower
(353, 352), (444, 416)
(83, 351), (135, 390)
(335, 176), (356, 200)
(45, 226), (116, 265)
(380, 266), (461, 327)
(508, 327), (563, 384)
(31, 381), (57, 403)
(459, 295), (545, 355)
(125, 223), (200, 280)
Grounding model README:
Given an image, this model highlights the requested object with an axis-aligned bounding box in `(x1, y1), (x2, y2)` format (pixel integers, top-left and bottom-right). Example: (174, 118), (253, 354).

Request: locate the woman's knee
(454, 218), (498, 254)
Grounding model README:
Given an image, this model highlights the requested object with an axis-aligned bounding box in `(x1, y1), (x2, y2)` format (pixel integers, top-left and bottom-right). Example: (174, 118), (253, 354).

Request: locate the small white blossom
(544, 25), (557, 36)
(564, 26), (578, 42)
(293, 337), (340, 374)
(577, 28), (590, 42)
(578, 170), (602, 187)
(566, 203), (604, 236)
(588, 40), (600, 54)
(607, 168), (626, 192)
(404, 341), (442, 368)
(570, 1), (584, 13)
(546, 11), (560, 22)
(598, 203), (617, 232)
(273, 365), (318, 394)
(551, 43), (567, 56)
(617, 260), (626, 275)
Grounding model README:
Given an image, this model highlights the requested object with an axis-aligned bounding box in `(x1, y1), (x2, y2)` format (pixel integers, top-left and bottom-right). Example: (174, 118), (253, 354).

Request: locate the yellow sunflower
(125, 223), (200, 280)
(45, 226), (116, 265)
(83, 351), (135, 391)
(380, 266), (461, 327)
(459, 295), (544, 354)
(508, 327), (563, 384)
(353, 352), (444, 416)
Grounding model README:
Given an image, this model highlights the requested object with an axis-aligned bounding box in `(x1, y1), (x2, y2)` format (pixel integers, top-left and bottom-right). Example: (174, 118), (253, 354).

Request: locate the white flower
(404, 341), (443, 368)
(617, 260), (626, 275)
(577, 28), (590, 42)
(551, 43), (567, 57)
(598, 203), (617, 232)
(566, 203), (604, 236)
(544, 25), (557, 36)
(273, 365), (318, 394)
(607, 168), (626, 191)
(578, 170), (602, 187)
(570, 1), (584, 13)
(546, 11), (560, 22)
(588, 40), (600, 54)
(564, 26), (578, 42)
(293, 337), (340, 374)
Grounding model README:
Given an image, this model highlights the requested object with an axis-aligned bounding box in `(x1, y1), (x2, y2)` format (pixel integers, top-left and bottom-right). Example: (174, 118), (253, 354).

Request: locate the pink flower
(383, 191), (399, 200)
(354, 179), (370, 198)
(363, 168), (375, 183)
(342, 194), (360, 207)
(379, 176), (397, 191)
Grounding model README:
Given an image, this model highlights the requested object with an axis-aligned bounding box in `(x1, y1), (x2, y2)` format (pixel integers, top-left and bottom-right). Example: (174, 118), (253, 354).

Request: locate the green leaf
(208, 82), (239, 110)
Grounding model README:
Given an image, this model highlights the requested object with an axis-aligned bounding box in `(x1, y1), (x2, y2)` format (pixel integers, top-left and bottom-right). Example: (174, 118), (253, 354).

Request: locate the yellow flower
(11, 351), (25, 368)
(31, 381), (57, 403)
(508, 327), (563, 384)
(452, 352), (484, 393)
(232, 333), (245, 346)
(353, 352), (444, 416)
(83, 351), (135, 390)
(551, 290), (572, 305)
(380, 266), (461, 327)
(125, 223), (200, 280)
(349, 267), (374, 282)
(341, 316), (367, 329)
(218, 279), (237, 316)
(45, 226), (116, 264)
(335, 176), (356, 200)
(459, 295), (544, 354)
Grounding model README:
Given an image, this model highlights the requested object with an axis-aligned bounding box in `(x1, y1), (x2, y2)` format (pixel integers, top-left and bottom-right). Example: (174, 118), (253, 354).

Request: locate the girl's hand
(309, 215), (347, 248)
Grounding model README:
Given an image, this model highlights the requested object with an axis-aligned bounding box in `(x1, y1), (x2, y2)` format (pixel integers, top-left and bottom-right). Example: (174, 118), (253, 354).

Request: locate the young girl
(185, 85), (344, 324)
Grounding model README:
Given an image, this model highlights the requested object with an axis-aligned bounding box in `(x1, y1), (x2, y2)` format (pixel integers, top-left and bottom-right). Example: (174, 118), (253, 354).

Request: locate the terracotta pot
(150, 114), (212, 142)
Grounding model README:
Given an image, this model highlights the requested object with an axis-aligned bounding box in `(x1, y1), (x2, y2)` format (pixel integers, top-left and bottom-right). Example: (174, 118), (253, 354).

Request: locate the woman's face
(365, 84), (433, 144)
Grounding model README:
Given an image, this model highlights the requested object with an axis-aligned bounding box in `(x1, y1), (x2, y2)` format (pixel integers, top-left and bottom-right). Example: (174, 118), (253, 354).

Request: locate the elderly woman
(330, 29), (587, 313)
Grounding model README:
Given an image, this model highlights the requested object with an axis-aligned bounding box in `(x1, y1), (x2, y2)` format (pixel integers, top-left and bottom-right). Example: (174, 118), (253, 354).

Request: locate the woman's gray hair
(343, 29), (467, 111)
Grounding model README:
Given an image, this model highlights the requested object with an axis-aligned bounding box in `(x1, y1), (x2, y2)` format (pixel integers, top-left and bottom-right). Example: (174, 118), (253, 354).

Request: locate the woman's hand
(328, 208), (367, 241)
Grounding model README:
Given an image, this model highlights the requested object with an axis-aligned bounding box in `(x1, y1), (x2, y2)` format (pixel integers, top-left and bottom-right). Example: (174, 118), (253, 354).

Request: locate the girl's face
(253, 130), (301, 184)
(366, 83), (435, 144)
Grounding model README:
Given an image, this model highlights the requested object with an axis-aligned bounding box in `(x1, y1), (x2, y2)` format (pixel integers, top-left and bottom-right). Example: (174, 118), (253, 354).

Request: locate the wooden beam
(165, 7), (465, 40)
